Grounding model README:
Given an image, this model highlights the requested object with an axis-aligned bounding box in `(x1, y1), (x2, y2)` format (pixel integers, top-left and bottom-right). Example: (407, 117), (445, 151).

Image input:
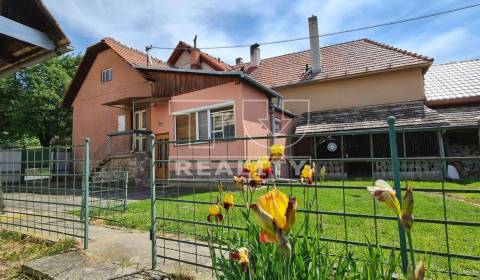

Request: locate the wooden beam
(0, 15), (55, 50)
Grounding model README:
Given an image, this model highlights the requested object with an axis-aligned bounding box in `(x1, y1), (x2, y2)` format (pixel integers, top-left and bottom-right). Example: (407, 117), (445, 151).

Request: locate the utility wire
(150, 2), (480, 50)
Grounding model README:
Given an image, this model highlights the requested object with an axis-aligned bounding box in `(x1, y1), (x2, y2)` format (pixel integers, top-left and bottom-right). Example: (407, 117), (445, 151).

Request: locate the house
(423, 59), (480, 178)
(63, 15), (479, 184)
(0, 0), (71, 78)
(61, 38), (294, 186)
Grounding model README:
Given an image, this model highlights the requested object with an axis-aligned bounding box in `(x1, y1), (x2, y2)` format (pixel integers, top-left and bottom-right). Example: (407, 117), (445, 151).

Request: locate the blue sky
(43, 0), (480, 65)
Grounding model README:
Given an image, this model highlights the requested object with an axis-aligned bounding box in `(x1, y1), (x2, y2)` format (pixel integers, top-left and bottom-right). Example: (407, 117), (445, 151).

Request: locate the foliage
(209, 211), (399, 280)
(0, 54), (81, 147)
(0, 230), (75, 279)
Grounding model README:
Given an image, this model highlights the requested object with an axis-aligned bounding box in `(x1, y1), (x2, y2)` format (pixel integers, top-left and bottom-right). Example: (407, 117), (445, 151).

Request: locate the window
(211, 107), (235, 140)
(101, 68), (112, 83)
(175, 113), (196, 141)
(174, 105), (235, 142)
(117, 115), (125, 132)
(274, 118), (282, 134)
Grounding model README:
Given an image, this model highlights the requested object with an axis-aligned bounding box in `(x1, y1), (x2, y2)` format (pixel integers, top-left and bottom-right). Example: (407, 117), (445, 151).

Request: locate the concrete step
(21, 251), (144, 280)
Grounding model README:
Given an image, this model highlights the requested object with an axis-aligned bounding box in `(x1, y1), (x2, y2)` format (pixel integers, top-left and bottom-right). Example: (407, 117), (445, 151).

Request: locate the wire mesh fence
(0, 145), (87, 241)
(0, 140), (129, 249)
(150, 121), (480, 279)
(89, 169), (128, 222)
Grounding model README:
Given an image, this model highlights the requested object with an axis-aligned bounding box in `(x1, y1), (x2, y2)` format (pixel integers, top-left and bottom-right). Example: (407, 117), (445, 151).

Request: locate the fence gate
(0, 139), (128, 249)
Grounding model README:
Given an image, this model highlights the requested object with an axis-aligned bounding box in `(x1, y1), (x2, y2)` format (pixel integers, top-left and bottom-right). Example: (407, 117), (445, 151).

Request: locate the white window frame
(101, 68), (112, 83)
(134, 109), (147, 152)
(173, 101), (235, 143)
(210, 108), (235, 140)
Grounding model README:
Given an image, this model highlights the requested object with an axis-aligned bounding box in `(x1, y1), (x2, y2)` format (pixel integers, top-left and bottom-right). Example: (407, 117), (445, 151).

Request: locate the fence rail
(0, 140), (128, 249)
(150, 119), (480, 279)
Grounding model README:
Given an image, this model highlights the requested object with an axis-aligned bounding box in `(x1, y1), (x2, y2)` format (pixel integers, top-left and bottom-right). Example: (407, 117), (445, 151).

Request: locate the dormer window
(101, 68), (112, 83)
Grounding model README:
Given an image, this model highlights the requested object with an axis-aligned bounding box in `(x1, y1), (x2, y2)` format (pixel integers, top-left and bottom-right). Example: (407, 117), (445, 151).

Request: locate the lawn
(0, 230), (76, 279)
(104, 180), (480, 279)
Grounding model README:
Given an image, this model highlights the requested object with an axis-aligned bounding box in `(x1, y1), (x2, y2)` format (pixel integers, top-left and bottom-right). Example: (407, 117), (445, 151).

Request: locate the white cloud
(43, 0), (479, 64)
(398, 27), (480, 63)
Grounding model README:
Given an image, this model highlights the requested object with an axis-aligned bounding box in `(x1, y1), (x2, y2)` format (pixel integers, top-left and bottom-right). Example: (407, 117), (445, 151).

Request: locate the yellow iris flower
(301, 164), (314, 184)
(270, 144), (285, 160)
(223, 193), (234, 210)
(367, 180), (414, 231)
(250, 188), (297, 253)
(207, 204), (223, 223)
(230, 247), (249, 272)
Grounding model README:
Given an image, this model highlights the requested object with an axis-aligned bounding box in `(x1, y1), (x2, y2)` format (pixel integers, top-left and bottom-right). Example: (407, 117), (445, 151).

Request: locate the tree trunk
(39, 135), (51, 147)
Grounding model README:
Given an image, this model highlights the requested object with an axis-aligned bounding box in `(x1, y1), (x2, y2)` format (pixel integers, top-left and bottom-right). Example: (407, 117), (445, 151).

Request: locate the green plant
(206, 145), (403, 279)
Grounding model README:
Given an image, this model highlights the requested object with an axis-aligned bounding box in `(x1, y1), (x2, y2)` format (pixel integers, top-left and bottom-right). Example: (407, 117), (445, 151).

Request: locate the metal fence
(0, 139), (128, 249)
(150, 119), (480, 279)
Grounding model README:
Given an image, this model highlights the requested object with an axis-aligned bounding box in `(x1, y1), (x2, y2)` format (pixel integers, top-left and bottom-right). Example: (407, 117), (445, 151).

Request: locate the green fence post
(0, 179), (4, 215)
(387, 116), (408, 274)
(124, 168), (128, 212)
(149, 134), (157, 270)
(83, 138), (90, 250)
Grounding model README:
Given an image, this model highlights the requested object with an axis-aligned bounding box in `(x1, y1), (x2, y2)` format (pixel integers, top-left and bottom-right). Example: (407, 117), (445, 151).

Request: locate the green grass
(103, 180), (480, 278)
(0, 230), (76, 279)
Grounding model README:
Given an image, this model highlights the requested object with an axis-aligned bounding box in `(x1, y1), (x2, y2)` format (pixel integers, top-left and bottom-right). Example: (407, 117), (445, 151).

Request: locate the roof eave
(426, 96), (480, 107)
(136, 66), (284, 99)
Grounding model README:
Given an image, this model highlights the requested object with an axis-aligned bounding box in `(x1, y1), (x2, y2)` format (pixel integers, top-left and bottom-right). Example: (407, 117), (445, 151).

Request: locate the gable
(72, 48), (150, 108)
(62, 38), (164, 108)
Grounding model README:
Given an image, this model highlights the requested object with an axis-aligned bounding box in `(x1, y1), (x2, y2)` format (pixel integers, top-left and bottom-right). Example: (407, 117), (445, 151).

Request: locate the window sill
(173, 138), (237, 147)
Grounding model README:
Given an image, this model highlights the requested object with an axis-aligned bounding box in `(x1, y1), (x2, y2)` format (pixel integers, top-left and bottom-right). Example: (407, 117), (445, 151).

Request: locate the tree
(0, 54), (81, 147)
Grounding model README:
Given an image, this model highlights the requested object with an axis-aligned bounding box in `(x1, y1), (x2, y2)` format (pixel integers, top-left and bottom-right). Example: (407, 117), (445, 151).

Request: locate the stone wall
(100, 153), (151, 188)
(447, 144), (480, 178)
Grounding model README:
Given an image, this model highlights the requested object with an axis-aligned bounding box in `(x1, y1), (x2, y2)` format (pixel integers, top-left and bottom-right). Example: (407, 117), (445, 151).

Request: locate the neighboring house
(61, 38), (294, 186)
(0, 0), (71, 78)
(424, 59), (480, 177)
(63, 16), (479, 183)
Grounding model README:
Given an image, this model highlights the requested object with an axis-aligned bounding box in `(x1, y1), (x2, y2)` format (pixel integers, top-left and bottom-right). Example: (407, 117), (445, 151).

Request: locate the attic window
(101, 68), (112, 83)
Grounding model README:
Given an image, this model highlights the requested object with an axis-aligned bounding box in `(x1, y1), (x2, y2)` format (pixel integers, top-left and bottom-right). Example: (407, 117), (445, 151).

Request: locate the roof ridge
(247, 38), (368, 64)
(431, 58), (480, 67)
(362, 39), (433, 62)
(102, 37), (166, 65)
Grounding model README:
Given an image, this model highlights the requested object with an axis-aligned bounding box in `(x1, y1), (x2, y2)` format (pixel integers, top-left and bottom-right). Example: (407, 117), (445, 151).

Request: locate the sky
(43, 0), (480, 65)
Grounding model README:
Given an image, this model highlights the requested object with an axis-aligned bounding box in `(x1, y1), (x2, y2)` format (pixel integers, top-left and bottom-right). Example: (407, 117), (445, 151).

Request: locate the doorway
(155, 133), (169, 179)
(134, 110), (147, 152)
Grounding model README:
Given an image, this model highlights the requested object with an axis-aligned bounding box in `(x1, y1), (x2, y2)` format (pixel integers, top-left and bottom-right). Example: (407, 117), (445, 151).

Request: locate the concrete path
(87, 225), (213, 279)
(22, 225), (213, 279)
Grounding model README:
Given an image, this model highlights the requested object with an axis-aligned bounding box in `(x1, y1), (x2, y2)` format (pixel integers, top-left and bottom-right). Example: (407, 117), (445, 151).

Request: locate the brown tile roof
(295, 101), (447, 133)
(167, 41), (231, 71)
(236, 39), (433, 88)
(103, 38), (169, 67)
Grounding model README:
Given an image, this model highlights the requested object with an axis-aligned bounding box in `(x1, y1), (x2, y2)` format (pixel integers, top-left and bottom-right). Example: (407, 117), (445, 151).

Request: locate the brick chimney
(250, 43), (260, 68)
(190, 48), (201, 69)
(308, 15), (321, 73)
(235, 57), (243, 65)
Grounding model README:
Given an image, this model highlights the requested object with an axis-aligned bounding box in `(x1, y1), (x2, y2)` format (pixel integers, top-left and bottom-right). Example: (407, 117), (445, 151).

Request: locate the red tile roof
(167, 41), (231, 71)
(235, 39), (433, 88)
(103, 37), (169, 67)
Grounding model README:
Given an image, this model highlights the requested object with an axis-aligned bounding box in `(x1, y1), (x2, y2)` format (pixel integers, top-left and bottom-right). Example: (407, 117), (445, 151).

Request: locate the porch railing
(92, 130), (152, 164)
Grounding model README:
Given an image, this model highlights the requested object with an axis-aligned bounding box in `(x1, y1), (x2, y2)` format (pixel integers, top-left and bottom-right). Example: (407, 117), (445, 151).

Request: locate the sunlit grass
(104, 180), (480, 278)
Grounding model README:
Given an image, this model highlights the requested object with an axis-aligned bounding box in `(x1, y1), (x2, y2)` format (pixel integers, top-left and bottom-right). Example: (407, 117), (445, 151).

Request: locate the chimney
(308, 15), (321, 73)
(190, 48), (201, 69)
(250, 43), (260, 68)
(235, 57), (243, 65)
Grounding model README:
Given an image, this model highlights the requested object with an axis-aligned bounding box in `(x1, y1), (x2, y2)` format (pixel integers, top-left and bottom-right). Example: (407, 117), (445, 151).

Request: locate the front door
(155, 133), (169, 179)
(134, 110), (147, 152)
